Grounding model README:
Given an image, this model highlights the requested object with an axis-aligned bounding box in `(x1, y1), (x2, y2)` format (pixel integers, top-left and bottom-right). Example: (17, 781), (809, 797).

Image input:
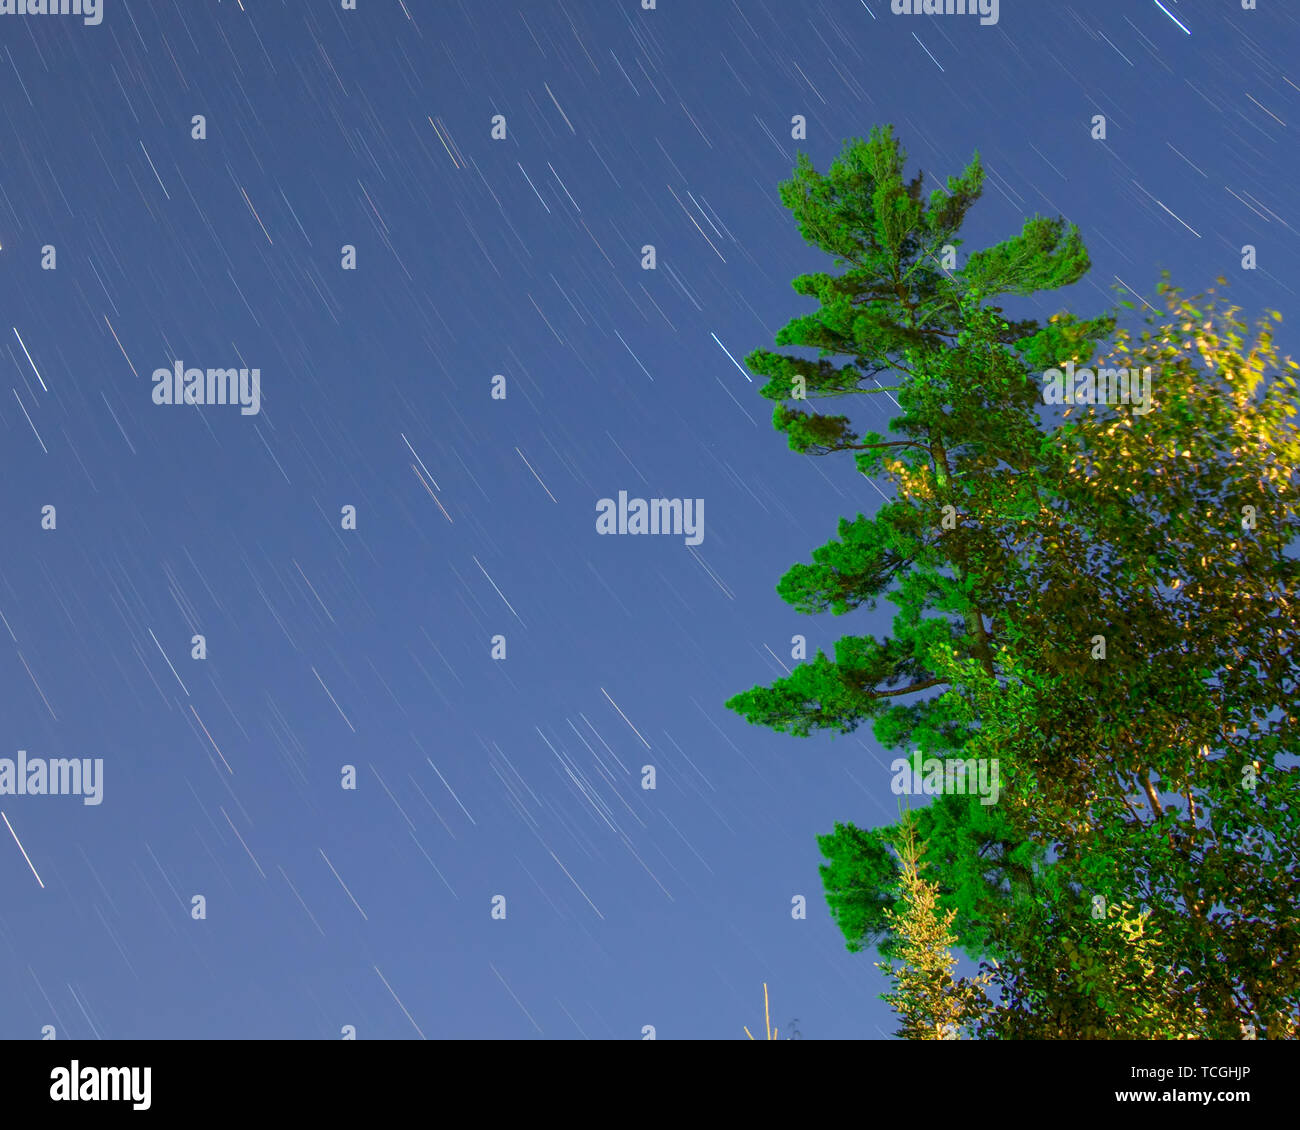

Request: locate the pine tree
(729, 126), (1300, 1038)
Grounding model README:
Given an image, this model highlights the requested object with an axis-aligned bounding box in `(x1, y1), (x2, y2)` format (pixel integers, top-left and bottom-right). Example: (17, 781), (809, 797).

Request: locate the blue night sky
(0, 0), (1296, 1040)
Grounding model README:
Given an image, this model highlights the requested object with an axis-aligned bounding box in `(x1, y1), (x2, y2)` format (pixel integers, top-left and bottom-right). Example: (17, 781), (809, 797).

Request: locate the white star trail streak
(515, 447), (557, 502)
(517, 163), (551, 213)
(28, 969), (64, 1033)
(369, 764), (419, 834)
(293, 560), (335, 624)
(100, 392), (136, 454)
(12, 389), (47, 453)
(374, 965), (427, 1039)
(406, 829), (458, 898)
(401, 432), (440, 489)
(425, 757), (477, 825)
(67, 983), (103, 1040)
(687, 545), (736, 600)
(668, 184), (725, 260)
(613, 329), (656, 382)
(190, 706), (234, 774)
(102, 315), (138, 377)
(13, 327), (47, 390)
(411, 462), (453, 522)
(220, 806), (266, 878)
(547, 161), (581, 211)
(622, 839), (672, 902)
(17, 651), (57, 719)
(1151, 0), (1191, 35)
(490, 962), (545, 1035)
(278, 865), (326, 936)
(1132, 179), (1201, 238)
(238, 184), (272, 242)
(1244, 93), (1285, 127)
(148, 629), (190, 696)
(472, 555), (525, 626)
(911, 33), (945, 72)
(319, 849), (368, 920)
(547, 847), (604, 920)
(407, 775), (458, 839)
(138, 140), (171, 199)
(710, 332), (752, 381)
(555, 998), (590, 1039)
(3, 812), (44, 888)
(543, 82), (575, 134)
(311, 666), (356, 732)
(579, 711), (630, 773)
(600, 687), (652, 749)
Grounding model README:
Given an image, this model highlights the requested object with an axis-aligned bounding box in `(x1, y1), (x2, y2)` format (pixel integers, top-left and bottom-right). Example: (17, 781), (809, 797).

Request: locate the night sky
(0, 0), (1296, 1040)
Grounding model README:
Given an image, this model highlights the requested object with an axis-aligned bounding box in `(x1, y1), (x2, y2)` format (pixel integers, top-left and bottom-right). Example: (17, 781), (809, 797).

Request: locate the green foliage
(874, 813), (994, 1039)
(729, 127), (1300, 1039)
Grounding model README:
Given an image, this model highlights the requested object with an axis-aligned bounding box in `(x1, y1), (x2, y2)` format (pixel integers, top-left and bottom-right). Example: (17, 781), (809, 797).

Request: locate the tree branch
(868, 678), (949, 698)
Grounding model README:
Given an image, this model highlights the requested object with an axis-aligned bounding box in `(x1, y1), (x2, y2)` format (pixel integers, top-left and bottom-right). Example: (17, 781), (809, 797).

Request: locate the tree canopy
(728, 126), (1300, 1038)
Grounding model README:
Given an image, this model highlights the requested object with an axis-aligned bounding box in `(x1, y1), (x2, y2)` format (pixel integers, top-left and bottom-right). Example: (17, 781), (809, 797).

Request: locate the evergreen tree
(729, 128), (1300, 1037)
(874, 811), (992, 1039)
